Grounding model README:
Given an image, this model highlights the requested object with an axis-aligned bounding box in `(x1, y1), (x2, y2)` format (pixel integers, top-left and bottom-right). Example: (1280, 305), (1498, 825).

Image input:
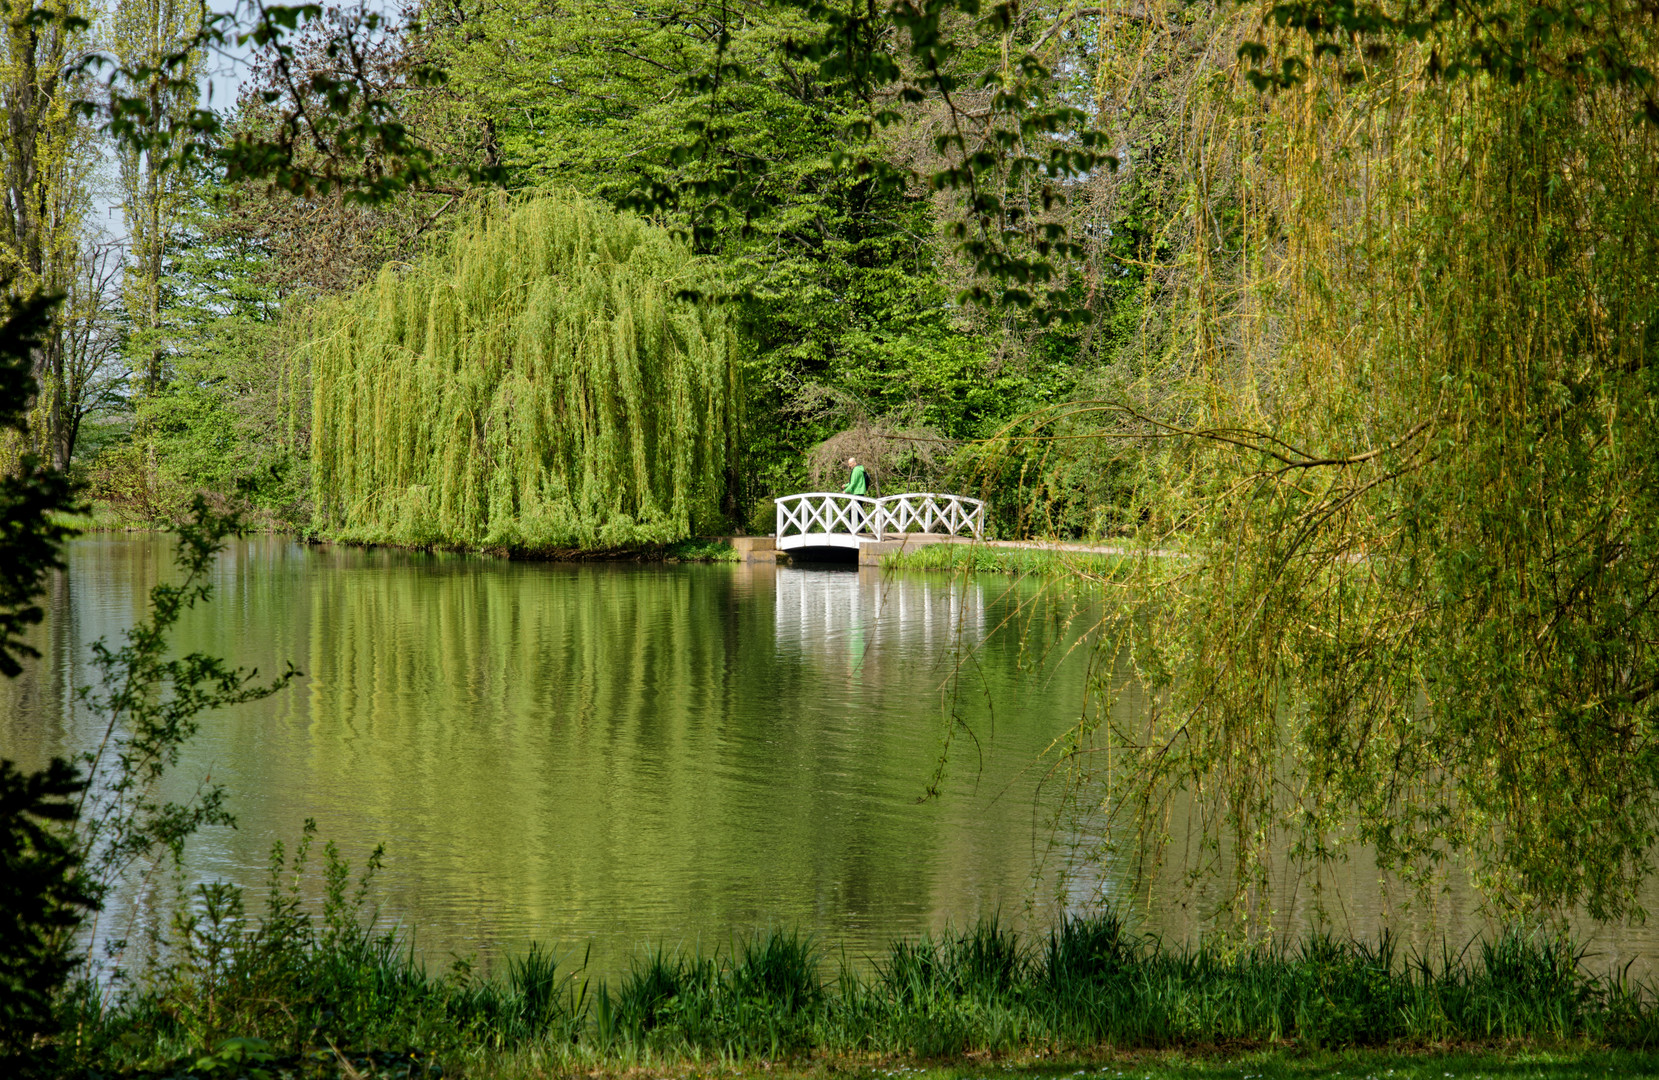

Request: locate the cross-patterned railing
(878, 493), (985, 538)
(775, 493), (881, 539)
(774, 492), (986, 543)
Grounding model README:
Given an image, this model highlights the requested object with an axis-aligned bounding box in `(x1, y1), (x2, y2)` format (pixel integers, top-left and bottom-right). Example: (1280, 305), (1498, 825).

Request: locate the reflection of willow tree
(0, 537), (178, 764)
(271, 560), (1082, 952)
(306, 194), (738, 551)
(6, 542), (1104, 968)
(1048, 12), (1659, 927)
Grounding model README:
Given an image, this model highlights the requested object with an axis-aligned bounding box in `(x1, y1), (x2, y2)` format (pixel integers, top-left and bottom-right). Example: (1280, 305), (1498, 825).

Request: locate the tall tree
(117, 176), (306, 523)
(110, 0), (203, 396)
(423, 0), (1098, 504)
(0, 0), (96, 470)
(57, 237), (125, 463)
(1035, 1), (1659, 924)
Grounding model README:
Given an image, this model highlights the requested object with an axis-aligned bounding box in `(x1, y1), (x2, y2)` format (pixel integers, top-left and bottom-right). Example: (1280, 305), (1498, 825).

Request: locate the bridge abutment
(716, 531), (976, 566)
(853, 534), (973, 566)
(725, 536), (779, 564)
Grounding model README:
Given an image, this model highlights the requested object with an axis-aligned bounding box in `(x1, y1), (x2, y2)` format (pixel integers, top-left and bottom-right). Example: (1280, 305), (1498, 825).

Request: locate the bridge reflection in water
(773, 566), (985, 654)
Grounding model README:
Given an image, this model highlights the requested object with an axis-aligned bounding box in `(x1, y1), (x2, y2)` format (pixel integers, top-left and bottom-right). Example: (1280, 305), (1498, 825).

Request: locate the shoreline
(59, 505), (1162, 577)
(68, 914), (1659, 1078)
(52, 510), (747, 564)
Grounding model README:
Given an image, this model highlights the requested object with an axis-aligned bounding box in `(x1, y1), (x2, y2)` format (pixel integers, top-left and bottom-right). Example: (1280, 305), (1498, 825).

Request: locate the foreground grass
(122, 1044), (1659, 1079)
(62, 913), (1659, 1078)
(53, 844), (1659, 1078)
(478, 1049), (1659, 1079)
(788, 1051), (1659, 1079)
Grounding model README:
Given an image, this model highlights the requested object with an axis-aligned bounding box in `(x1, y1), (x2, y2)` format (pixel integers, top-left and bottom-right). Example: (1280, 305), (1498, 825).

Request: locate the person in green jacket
(842, 457), (869, 496)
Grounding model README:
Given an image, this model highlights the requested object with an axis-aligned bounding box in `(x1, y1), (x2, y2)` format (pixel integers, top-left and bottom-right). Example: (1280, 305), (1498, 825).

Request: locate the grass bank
(45, 513), (739, 563)
(435, 536), (740, 561)
(665, 537), (741, 562)
(881, 543), (1133, 578)
(50, 502), (158, 532)
(472, 1048), (1659, 1080)
(57, 850), (1659, 1079)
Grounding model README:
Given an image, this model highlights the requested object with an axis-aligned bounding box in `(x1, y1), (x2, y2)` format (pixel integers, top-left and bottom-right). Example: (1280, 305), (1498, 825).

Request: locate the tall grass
(62, 881), (1659, 1078)
(882, 543), (1133, 578)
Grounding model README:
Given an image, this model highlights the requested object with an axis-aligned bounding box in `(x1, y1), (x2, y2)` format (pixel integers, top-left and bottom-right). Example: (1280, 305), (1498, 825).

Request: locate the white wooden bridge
(773, 492), (986, 556)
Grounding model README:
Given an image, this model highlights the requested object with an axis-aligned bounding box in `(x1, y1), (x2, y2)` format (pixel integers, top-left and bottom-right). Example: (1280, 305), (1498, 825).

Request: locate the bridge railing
(879, 493), (986, 539)
(774, 492), (986, 543)
(775, 493), (883, 540)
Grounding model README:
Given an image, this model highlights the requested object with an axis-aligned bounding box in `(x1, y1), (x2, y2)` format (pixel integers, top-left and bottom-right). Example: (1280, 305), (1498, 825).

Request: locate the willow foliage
(307, 195), (736, 551)
(1056, 5), (1659, 924)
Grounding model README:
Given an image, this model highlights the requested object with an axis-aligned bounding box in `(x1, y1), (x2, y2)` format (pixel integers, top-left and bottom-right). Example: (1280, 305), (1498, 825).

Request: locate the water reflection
(773, 567), (984, 653)
(8, 537), (1658, 982)
(2, 538), (1093, 978)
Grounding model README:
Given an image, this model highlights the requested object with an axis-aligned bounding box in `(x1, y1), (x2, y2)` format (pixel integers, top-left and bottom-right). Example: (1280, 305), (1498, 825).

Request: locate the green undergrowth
(882, 543), (1133, 578)
(476, 1048), (1659, 1080)
(665, 538), (740, 562)
(54, 836), (1659, 1078)
(49, 503), (139, 532)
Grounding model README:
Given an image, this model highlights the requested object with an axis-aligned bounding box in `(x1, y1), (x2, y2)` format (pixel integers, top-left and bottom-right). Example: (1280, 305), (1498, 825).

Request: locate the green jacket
(843, 465), (869, 496)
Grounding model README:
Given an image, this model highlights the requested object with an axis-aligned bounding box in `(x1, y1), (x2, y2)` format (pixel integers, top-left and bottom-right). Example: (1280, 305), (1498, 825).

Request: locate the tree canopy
(1034, 1), (1659, 923)
(307, 194), (738, 551)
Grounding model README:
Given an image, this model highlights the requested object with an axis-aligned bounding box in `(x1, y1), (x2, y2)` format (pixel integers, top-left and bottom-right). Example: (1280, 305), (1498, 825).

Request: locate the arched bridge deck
(774, 492), (986, 555)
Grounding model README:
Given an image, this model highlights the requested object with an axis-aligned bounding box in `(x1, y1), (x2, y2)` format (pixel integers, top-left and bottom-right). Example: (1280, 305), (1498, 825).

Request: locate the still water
(2, 536), (1105, 977)
(6, 535), (1658, 981)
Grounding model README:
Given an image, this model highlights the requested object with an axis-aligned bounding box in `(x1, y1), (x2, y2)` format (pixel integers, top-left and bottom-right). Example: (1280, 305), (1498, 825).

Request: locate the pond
(6, 535), (1657, 982)
(2, 535), (1106, 979)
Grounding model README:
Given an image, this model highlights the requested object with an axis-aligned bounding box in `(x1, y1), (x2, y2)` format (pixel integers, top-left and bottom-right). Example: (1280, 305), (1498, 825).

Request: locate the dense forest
(0, 0), (1650, 544)
(14, 0), (1644, 553)
(2, 0), (1174, 540)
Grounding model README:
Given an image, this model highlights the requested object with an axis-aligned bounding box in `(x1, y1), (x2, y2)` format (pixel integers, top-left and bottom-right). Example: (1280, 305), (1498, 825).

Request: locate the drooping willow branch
(305, 192), (738, 552)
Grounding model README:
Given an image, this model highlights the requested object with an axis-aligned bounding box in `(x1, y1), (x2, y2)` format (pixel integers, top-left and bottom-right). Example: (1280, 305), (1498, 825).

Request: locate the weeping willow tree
(306, 194), (738, 551)
(1036, 1), (1659, 926)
